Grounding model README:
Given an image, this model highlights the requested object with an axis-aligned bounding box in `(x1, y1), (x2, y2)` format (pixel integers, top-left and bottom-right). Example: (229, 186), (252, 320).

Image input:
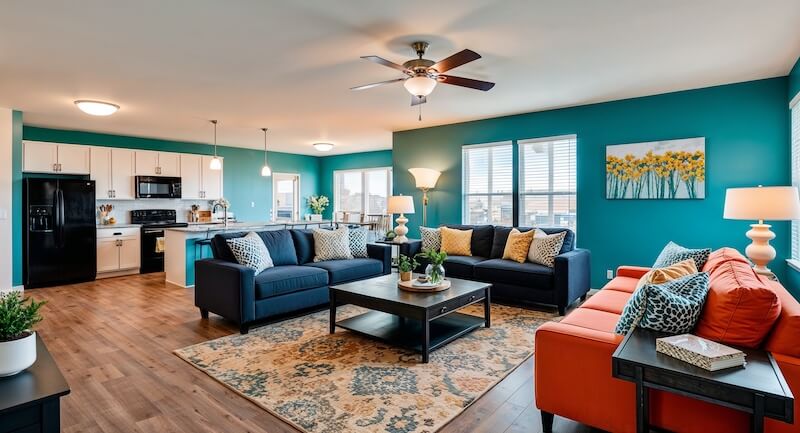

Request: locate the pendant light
(209, 120), (222, 170)
(261, 128), (272, 177)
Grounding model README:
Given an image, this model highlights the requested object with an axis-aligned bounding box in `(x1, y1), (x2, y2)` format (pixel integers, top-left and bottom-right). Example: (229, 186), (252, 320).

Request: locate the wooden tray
(398, 279), (451, 293)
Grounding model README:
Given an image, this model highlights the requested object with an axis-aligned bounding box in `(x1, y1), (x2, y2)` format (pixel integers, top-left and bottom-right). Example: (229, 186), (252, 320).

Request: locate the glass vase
(425, 263), (445, 285)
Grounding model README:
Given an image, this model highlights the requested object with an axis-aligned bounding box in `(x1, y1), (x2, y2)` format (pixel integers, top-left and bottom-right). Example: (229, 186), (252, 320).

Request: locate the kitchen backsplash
(95, 199), (210, 224)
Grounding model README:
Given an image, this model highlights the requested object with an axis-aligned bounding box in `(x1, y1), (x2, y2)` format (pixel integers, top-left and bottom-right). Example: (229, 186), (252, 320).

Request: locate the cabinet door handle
(53, 163), (58, 172)
(57, 163), (62, 172)
(108, 190), (112, 198)
(112, 190), (116, 198)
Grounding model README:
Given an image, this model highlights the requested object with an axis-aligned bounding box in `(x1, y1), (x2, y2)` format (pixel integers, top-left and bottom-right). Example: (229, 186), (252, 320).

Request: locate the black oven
(131, 209), (188, 273)
(135, 176), (182, 199)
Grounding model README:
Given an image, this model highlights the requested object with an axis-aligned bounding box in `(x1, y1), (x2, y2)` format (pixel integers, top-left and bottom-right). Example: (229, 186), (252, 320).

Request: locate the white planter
(309, 214), (322, 222)
(0, 331), (37, 377)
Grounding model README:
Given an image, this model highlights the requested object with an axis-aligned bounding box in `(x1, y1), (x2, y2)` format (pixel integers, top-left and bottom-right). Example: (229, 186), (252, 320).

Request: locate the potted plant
(307, 195), (329, 221)
(398, 255), (418, 282)
(416, 249), (448, 285)
(0, 292), (45, 377)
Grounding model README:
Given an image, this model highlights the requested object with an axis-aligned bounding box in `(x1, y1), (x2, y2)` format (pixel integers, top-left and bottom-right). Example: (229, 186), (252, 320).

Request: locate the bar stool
(195, 238), (213, 259)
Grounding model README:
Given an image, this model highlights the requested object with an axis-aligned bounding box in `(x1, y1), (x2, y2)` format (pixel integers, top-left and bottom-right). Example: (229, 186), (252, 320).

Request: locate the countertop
(166, 220), (332, 233)
(97, 224), (141, 229)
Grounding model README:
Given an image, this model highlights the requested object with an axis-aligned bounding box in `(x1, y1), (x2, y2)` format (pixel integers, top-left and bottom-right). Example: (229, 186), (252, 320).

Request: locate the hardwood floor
(26, 273), (599, 433)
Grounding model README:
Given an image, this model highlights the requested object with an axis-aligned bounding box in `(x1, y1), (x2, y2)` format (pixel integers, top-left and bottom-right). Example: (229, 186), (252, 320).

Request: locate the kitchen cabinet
(23, 141), (91, 174)
(96, 227), (140, 278)
(90, 147), (135, 199)
(135, 151), (181, 176)
(181, 155), (223, 199)
(201, 155), (223, 199)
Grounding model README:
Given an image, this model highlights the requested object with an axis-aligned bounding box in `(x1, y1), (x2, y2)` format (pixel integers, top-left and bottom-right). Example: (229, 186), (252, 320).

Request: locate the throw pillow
(349, 228), (368, 258)
(440, 227), (472, 256)
(615, 272), (710, 335)
(225, 232), (274, 274)
(313, 227), (354, 262)
(420, 226), (441, 252)
(635, 259), (698, 291)
(502, 228), (536, 263)
(653, 241), (711, 269)
(527, 229), (567, 267)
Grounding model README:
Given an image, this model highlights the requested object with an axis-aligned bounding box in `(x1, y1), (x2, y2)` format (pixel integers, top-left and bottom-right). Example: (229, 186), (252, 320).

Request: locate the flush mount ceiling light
(209, 120), (222, 170)
(313, 142), (334, 152)
(74, 100), (119, 116)
(261, 128), (271, 177)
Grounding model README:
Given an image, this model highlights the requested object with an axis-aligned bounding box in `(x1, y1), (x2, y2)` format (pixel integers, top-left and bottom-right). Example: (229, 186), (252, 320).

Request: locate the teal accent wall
(11, 111), (23, 286)
(318, 150), (393, 219)
(393, 78), (791, 288)
(790, 56), (800, 102)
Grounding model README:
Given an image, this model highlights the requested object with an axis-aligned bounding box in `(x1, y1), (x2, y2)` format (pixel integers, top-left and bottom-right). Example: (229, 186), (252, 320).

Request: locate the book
(656, 334), (746, 371)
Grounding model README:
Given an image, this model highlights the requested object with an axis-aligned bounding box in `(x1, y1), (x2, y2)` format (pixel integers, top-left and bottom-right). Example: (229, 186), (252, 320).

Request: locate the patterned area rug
(175, 304), (558, 433)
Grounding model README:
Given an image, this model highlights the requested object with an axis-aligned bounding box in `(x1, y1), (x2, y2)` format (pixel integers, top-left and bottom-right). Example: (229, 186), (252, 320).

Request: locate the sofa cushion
(491, 226), (529, 258)
(695, 259), (781, 348)
(290, 229), (315, 264)
(528, 229), (568, 268)
(256, 229), (298, 266)
(305, 258), (383, 285)
(539, 227), (575, 255)
(653, 241), (711, 269)
(764, 280), (800, 357)
(349, 228), (368, 258)
(313, 228), (354, 262)
(603, 276), (640, 294)
(211, 231), (246, 263)
(254, 265), (328, 300)
(474, 258), (553, 289)
(440, 226), (473, 256)
(561, 308), (620, 332)
(442, 255), (487, 279)
(444, 224), (495, 258)
(635, 259), (698, 291)
(702, 247), (750, 274)
(420, 226), (441, 252)
(226, 231), (274, 274)
(503, 228), (535, 263)
(580, 289), (632, 315)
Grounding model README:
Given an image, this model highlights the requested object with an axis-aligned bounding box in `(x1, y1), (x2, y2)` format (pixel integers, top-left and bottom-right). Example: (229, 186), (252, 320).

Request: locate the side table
(375, 238), (422, 267)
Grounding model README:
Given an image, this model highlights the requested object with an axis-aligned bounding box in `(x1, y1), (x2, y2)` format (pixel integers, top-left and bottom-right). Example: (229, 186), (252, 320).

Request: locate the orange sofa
(535, 256), (800, 433)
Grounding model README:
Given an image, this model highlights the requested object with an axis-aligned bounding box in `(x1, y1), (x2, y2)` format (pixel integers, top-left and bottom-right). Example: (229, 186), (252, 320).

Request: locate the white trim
(517, 134), (578, 145)
(790, 92), (800, 110)
(461, 142), (514, 224)
(273, 172), (301, 221)
(462, 140), (513, 150)
(787, 259), (800, 273)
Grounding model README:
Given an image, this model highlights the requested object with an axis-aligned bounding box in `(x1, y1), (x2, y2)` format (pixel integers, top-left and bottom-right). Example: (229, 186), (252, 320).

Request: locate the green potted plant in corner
(398, 254), (418, 282)
(416, 249), (448, 285)
(0, 291), (46, 377)
(307, 195), (329, 222)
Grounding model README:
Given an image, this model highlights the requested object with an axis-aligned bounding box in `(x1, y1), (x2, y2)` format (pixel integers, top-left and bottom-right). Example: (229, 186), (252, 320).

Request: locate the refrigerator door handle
(57, 189), (65, 247)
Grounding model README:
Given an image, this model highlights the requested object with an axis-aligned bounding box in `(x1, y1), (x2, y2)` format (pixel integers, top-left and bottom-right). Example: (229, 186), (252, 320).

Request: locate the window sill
(786, 259), (800, 273)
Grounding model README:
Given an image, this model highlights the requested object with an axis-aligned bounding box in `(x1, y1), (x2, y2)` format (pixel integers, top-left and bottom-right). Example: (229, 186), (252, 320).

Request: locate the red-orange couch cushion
(764, 280), (800, 357)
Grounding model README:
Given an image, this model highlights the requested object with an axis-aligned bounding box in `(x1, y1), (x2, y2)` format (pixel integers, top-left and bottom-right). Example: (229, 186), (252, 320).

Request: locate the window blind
(333, 167), (392, 218)
(792, 101), (799, 260)
(462, 142), (513, 225)
(519, 136), (577, 231)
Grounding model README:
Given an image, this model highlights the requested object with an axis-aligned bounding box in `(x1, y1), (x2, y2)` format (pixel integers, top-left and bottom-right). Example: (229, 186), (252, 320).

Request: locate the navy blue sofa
(411, 225), (590, 315)
(195, 229), (392, 333)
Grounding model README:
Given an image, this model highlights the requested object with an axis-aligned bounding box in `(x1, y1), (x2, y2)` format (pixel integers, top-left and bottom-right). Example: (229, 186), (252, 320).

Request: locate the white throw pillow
(349, 228), (368, 258)
(313, 227), (354, 262)
(226, 232), (274, 274)
(420, 226), (441, 252)
(527, 229), (567, 268)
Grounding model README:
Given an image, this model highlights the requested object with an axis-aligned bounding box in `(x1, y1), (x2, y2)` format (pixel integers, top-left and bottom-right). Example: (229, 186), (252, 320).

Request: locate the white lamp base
(745, 223), (776, 276)
(394, 214), (409, 243)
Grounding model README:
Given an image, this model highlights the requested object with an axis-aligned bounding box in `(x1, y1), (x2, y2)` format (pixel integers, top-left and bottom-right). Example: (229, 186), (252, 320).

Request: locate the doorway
(273, 173), (300, 221)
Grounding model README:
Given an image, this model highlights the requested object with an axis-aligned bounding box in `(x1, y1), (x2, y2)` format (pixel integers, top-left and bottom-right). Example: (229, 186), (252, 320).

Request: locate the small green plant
(398, 255), (418, 273)
(415, 248), (447, 267)
(0, 292), (46, 342)
(307, 195), (330, 215)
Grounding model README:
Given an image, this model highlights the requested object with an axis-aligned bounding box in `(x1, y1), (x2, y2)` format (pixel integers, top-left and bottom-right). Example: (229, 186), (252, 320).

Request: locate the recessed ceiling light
(74, 100), (120, 116)
(313, 142), (334, 152)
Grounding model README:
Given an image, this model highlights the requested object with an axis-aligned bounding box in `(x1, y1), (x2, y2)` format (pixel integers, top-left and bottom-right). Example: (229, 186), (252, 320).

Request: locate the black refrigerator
(24, 178), (97, 288)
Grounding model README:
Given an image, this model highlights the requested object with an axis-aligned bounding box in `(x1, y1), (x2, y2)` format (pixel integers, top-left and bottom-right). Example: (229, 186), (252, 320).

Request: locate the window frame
(332, 166), (393, 217)
(791, 95), (799, 263)
(517, 134), (577, 231)
(461, 141), (515, 226)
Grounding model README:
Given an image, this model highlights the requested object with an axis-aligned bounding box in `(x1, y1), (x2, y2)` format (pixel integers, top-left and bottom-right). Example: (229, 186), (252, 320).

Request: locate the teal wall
(318, 150), (393, 219)
(784, 56), (800, 297)
(790, 56), (800, 103)
(393, 78), (791, 288)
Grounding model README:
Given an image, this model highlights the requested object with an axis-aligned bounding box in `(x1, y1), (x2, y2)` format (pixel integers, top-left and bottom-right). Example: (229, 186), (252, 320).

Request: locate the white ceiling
(0, 0), (798, 156)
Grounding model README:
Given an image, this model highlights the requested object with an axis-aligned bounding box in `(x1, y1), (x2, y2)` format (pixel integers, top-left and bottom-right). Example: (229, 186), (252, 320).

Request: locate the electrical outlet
(606, 269), (614, 280)
(251, 201), (255, 208)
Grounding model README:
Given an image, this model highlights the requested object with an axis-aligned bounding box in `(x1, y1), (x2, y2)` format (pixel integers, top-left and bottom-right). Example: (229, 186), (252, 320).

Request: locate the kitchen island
(164, 220), (332, 287)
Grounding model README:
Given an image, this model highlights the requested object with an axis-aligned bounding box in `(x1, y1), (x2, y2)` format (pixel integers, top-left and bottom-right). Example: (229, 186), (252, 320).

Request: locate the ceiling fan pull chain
(418, 103), (422, 121)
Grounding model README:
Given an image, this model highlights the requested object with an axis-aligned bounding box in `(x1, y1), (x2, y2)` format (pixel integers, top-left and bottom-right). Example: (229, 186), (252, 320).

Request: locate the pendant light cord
(210, 120), (218, 157)
(262, 127), (269, 165)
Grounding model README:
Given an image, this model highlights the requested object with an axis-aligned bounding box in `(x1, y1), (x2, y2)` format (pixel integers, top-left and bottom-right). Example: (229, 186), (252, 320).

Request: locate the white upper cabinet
(201, 156), (223, 200)
(90, 147), (112, 199)
(180, 154), (202, 200)
(91, 148), (135, 199)
(23, 141), (90, 174)
(158, 152), (181, 177)
(135, 150), (181, 176)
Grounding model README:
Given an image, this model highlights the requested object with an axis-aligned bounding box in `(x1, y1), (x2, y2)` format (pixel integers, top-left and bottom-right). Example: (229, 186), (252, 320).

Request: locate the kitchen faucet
(212, 202), (228, 229)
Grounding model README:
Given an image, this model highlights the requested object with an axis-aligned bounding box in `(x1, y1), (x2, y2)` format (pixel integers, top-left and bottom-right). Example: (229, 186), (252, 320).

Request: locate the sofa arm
(367, 243), (392, 275)
(535, 322), (634, 433)
(553, 248), (591, 311)
(616, 265), (651, 279)
(195, 258), (256, 325)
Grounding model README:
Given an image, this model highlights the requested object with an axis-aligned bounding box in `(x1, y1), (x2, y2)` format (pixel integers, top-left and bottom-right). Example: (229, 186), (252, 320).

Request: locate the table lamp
(387, 195), (415, 243)
(723, 186), (800, 276)
(408, 168), (441, 227)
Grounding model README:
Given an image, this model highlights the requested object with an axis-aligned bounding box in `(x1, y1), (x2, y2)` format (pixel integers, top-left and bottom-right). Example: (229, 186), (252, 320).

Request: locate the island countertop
(165, 220), (333, 234)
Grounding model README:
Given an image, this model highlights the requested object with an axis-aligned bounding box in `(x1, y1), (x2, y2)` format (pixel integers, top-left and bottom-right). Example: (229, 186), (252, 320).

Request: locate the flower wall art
(606, 137), (705, 199)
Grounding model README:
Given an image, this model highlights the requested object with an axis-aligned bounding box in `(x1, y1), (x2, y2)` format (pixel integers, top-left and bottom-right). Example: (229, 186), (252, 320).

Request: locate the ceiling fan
(351, 42), (495, 110)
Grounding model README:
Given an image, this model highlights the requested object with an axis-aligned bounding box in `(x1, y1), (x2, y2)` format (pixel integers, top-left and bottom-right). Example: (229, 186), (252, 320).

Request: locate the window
(462, 142), (514, 225)
(273, 173), (300, 221)
(792, 98), (799, 260)
(519, 136), (577, 231)
(333, 167), (392, 217)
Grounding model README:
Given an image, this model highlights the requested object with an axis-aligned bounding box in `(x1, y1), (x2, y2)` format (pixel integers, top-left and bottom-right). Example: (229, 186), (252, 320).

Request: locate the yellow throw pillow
(503, 228), (535, 263)
(635, 259), (698, 291)
(440, 227), (473, 256)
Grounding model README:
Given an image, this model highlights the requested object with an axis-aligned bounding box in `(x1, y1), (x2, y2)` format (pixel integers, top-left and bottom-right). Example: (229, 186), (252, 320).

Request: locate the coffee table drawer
(427, 290), (486, 320)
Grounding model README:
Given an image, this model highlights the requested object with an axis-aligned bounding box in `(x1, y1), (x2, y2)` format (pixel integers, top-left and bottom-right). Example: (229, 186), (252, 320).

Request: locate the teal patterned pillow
(653, 241), (711, 269)
(615, 272), (710, 335)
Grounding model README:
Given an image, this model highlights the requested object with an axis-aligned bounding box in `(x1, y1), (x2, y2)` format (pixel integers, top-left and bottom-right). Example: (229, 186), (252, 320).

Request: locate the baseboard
(96, 269), (140, 280)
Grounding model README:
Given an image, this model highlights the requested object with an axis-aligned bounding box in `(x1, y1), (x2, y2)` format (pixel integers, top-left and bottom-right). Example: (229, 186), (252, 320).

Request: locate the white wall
(0, 109), (13, 291)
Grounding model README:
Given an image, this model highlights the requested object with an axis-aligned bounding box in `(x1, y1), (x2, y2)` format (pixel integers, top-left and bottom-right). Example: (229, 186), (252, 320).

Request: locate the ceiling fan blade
(360, 55), (409, 73)
(411, 95), (427, 106)
(439, 75), (495, 91)
(431, 49), (481, 73)
(350, 78), (406, 91)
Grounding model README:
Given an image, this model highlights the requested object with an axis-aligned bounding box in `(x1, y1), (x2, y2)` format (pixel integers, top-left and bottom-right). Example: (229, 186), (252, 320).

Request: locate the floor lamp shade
(723, 186), (800, 276)
(408, 168), (441, 227)
(387, 195), (415, 243)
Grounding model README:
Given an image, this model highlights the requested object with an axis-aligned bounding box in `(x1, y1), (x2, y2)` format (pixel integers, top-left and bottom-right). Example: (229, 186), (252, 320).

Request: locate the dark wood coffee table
(329, 274), (491, 362)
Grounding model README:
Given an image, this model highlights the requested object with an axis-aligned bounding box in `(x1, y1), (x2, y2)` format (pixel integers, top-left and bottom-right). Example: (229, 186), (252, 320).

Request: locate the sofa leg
(239, 324), (250, 334)
(541, 411), (554, 433)
(558, 306), (567, 316)
(580, 293), (588, 302)
(199, 308), (209, 319)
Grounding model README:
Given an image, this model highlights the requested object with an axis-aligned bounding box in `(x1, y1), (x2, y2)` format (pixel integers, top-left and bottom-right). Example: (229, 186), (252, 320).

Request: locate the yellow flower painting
(606, 138), (705, 199)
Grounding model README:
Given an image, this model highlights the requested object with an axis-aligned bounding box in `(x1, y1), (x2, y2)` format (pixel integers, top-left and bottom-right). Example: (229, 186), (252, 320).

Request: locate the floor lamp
(408, 168), (441, 227)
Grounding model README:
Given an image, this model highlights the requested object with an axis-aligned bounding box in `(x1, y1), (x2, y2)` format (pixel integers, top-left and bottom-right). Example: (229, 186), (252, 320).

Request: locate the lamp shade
(403, 76), (437, 96)
(387, 195), (415, 214)
(723, 186), (800, 221)
(408, 168), (441, 189)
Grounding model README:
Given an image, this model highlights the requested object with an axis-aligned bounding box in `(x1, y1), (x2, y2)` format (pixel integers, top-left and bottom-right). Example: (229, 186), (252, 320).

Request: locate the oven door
(140, 228), (165, 273)
(135, 176), (182, 199)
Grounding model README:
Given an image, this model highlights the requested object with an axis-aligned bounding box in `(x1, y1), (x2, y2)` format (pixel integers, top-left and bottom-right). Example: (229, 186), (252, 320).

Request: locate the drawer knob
(469, 295), (476, 302)
(440, 306), (448, 314)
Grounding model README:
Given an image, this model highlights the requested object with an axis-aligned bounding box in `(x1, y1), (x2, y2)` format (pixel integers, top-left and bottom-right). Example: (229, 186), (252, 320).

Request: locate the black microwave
(135, 176), (182, 199)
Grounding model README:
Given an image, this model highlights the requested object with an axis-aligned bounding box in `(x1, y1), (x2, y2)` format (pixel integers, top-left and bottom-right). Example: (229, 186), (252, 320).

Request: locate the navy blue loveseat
(411, 225), (590, 315)
(195, 229), (391, 333)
